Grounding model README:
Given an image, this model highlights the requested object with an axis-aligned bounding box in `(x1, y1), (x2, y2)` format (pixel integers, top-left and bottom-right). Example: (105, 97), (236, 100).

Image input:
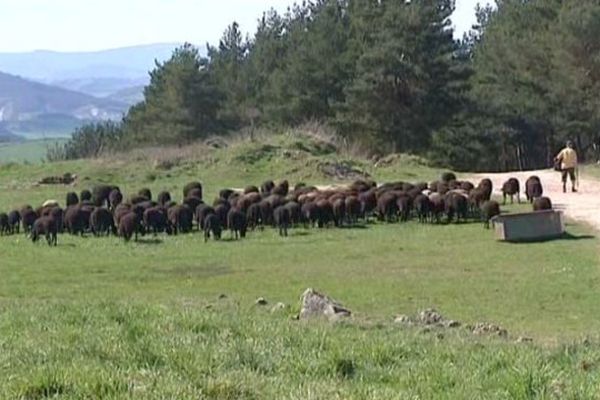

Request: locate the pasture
(1, 135), (600, 398)
(0, 138), (68, 164)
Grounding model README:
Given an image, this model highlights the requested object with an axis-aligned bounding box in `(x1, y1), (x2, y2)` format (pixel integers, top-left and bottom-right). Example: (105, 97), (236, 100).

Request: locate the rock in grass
(417, 308), (444, 325)
(471, 322), (508, 338)
(394, 315), (413, 325)
(255, 297), (268, 306)
(299, 288), (351, 321)
(271, 302), (287, 313)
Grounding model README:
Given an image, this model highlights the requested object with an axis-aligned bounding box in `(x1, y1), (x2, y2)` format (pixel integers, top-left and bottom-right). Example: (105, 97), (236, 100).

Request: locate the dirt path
(470, 169), (600, 230)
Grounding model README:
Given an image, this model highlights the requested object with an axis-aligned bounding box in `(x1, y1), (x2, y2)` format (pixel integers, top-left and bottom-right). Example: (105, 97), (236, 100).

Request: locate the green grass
(1, 134), (600, 398)
(0, 138), (68, 164)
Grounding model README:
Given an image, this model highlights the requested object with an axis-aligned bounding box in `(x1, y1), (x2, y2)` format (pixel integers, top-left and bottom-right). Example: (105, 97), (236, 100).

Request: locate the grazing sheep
(0, 213), (8, 235)
(64, 206), (87, 235)
(227, 209), (247, 239)
(396, 195), (412, 222)
(203, 214), (222, 242)
(118, 212), (141, 242)
(143, 207), (170, 235)
(316, 199), (334, 228)
(196, 204), (215, 231)
(477, 179), (493, 201)
(246, 202), (261, 230)
(481, 200), (500, 229)
(261, 180), (275, 195)
(272, 180), (289, 197)
(7, 210), (21, 234)
(344, 196), (361, 224)
(157, 191), (172, 206)
(214, 204), (230, 229)
(187, 188), (202, 200)
(66, 192), (79, 207)
(445, 192), (468, 223)
(108, 189), (123, 210)
(502, 178), (520, 204)
(274, 206), (291, 237)
(21, 207), (38, 233)
(358, 190), (377, 221)
(376, 192), (398, 222)
(332, 198), (346, 227)
(219, 189), (236, 201)
(183, 196), (203, 213)
(90, 208), (116, 236)
(80, 189), (92, 202)
(138, 188), (152, 201)
(183, 182), (203, 199)
(413, 194), (431, 223)
(128, 194), (148, 205)
(48, 207), (64, 233)
(429, 193), (445, 224)
(93, 185), (120, 207)
(533, 197), (552, 211)
(31, 216), (57, 246)
(460, 181), (475, 192)
(167, 204), (193, 235)
(526, 176), (543, 203)
(301, 201), (320, 228)
(468, 188), (487, 214)
(285, 201), (302, 226)
(113, 204), (132, 227)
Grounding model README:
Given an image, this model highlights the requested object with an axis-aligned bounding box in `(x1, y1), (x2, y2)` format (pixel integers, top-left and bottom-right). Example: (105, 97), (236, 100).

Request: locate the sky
(0, 0), (493, 53)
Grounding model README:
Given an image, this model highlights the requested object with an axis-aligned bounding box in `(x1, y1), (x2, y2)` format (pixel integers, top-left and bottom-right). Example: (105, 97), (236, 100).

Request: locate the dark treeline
(50, 0), (600, 172)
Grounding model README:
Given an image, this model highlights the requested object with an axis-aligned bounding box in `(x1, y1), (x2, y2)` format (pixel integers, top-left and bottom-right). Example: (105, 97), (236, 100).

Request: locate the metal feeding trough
(491, 210), (565, 242)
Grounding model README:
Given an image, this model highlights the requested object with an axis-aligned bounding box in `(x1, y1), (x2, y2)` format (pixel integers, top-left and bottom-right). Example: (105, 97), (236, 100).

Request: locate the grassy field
(1, 134), (600, 398)
(0, 138), (68, 164)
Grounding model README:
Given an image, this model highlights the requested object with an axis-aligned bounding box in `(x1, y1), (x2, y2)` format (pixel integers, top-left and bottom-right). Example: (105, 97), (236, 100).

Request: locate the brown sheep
(413, 194), (431, 223)
(244, 185), (259, 194)
(21, 207), (38, 233)
(261, 180), (275, 195)
(66, 192), (79, 207)
(143, 206), (170, 235)
(196, 204), (215, 231)
(108, 189), (123, 211)
(227, 209), (247, 240)
(118, 212), (141, 242)
(183, 182), (203, 199)
(376, 192), (398, 222)
(0, 213), (9, 235)
(477, 178), (493, 201)
(203, 214), (222, 242)
(7, 210), (21, 234)
(501, 178), (520, 204)
(90, 208), (116, 236)
(31, 216), (57, 246)
(396, 194), (412, 222)
(526, 176), (543, 203)
(93, 185), (120, 207)
(274, 206), (291, 237)
(332, 198), (346, 227)
(80, 189), (92, 202)
(533, 197), (552, 211)
(480, 200), (500, 229)
(284, 201), (302, 226)
(167, 204), (193, 235)
(157, 191), (171, 206)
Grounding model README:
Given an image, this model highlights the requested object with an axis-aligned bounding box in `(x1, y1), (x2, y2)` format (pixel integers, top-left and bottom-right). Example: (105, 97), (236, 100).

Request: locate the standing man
(555, 140), (578, 193)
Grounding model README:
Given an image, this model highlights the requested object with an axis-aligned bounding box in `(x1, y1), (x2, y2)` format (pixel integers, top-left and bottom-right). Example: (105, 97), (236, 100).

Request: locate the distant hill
(0, 43), (186, 98)
(106, 85), (145, 106)
(0, 71), (128, 138)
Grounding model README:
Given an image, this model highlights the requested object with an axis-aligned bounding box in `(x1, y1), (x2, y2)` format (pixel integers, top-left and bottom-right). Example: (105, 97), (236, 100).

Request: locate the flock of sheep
(0, 173), (551, 246)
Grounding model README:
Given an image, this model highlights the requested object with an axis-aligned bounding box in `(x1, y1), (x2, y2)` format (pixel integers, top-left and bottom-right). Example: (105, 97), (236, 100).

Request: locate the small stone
(394, 315), (412, 324)
(271, 302), (287, 313)
(445, 320), (461, 328)
(299, 288), (351, 321)
(417, 308), (444, 325)
(255, 297), (268, 306)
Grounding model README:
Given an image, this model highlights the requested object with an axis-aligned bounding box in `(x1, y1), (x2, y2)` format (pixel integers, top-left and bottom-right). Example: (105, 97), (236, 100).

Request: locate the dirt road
(470, 169), (600, 230)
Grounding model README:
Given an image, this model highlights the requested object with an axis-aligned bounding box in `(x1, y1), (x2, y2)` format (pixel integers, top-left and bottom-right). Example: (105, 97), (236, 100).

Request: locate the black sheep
(203, 214), (222, 242)
(272, 180), (289, 197)
(429, 193), (445, 224)
(138, 188), (152, 201)
(31, 216), (57, 246)
(284, 201), (302, 226)
(66, 192), (79, 207)
(183, 181), (203, 199)
(0, 213), (8, 235)
(196, 204), (215, 230)
(21, 207), (38, 233)
(273, 206), (291, 237)
(533, 197), (552, 211)
(227, 209), (247, 239)
(157, 191), (172, 206)
(64, 206), (87, 235)
(358, 190), (377, 221)
(183, 196), (203, 214)
(109, 189), (123, 210)
(143, 207), (170, 235)
(376, 192), (398, 222)
(413, 194), (431, 223)
(526, 176), (543, 203)
(187, 188), (202, 200)
(118, 212), (141, 242)
(481, 200), (500, 229)
(93, 185), (120, 207)
(246, 203), (261, 230)
(80, 189), (92, 202)
(49, 207), (64, 233)
(258, 200), (273, 226)
(244, 185), (259, 194)
(214, 204), (230, 229)
(90, 208), (116, 236)
(332, 198), (346, 227)
(113, 204), (132, 227)
(502, 178), (520, 204)
(7, 210), (20, 234)
(396, 195), (412, 222)
(167, 204), (194, 235)
(344, 196), (361, 224)
(441, 172), (457, 183)
(316, 199), (334, 228)
(445, 193), (468, 223)
(261, 180), (275, 195)
(301, 201), (320, 228)
(477, 179), (493, 201)
(219, 189), (235, 201)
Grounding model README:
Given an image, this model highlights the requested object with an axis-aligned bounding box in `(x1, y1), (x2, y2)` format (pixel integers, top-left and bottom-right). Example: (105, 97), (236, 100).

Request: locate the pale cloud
(0, 0), (493, 52)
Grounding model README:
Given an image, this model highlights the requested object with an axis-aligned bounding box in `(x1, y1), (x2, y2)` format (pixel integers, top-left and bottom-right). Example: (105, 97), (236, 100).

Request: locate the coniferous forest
(53, 0), (600, 172)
